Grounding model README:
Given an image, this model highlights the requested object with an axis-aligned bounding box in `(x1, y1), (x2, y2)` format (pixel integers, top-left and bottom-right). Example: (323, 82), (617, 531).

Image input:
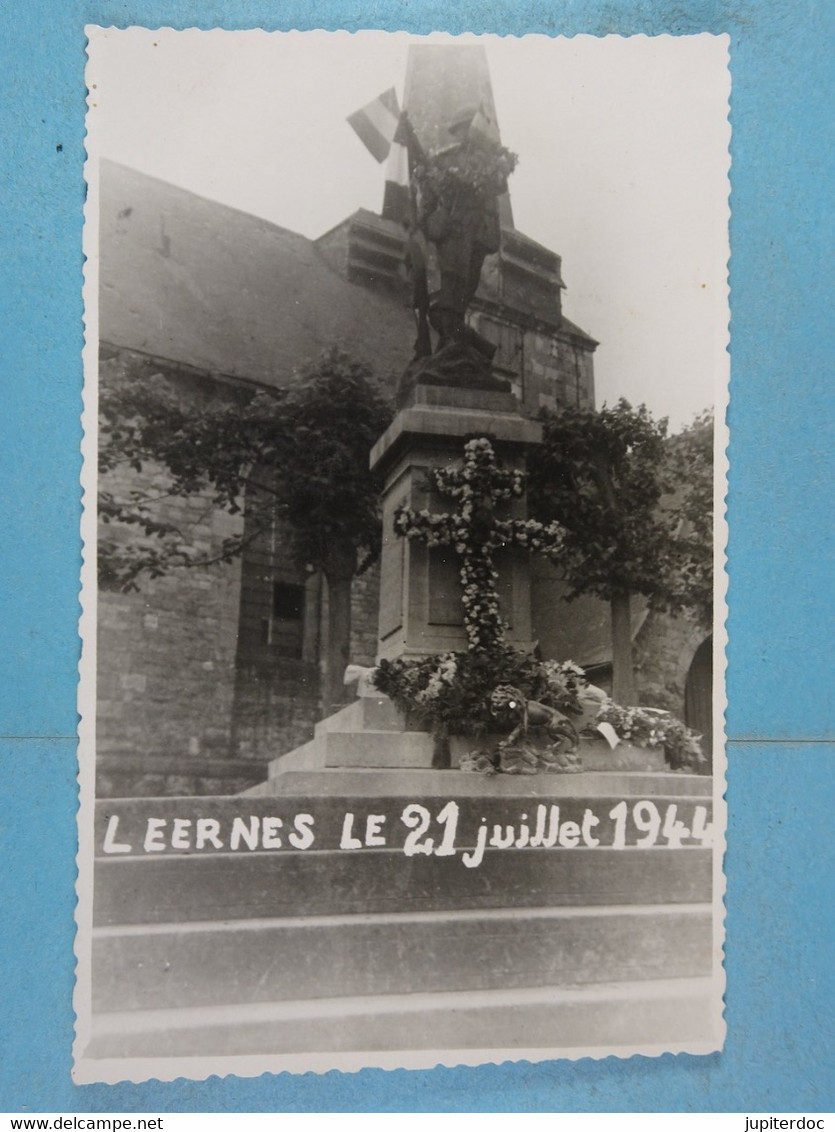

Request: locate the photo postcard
(75, 27), (730, 1084)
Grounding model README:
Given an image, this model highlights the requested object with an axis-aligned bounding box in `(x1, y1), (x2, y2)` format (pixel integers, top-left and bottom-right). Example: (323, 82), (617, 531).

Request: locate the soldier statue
(397, 107), (518, 402)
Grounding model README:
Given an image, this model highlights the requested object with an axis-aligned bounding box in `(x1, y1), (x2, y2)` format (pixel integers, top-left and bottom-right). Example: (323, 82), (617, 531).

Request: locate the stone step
(85, 975), (720, 1060)
(323, 729), (436, 768)
(94, 846), (713, 925)
(321, 736), (669, 773)
(241, 778), (282, 798)
(255, 768), (713, 798)
(266, 739), (323, 776)
(261, 698), (679, 781)
(313, 696), (405, 737)
(92, 902), (712, 1012)
(93, 794), (714, 858)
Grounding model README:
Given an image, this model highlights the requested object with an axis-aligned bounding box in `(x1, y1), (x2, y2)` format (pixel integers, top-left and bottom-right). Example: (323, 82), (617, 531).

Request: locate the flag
(381, 113), (412, 226)
(596, 722), (621, 750)
(381, 111), (426, 226)
(469, 106), (501, 147)
(377, 110), (430, 355)
(346, 88), (401, 163)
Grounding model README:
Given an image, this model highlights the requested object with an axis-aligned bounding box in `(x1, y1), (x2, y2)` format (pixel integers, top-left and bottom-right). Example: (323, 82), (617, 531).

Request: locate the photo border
(75, 26), (730, 1086)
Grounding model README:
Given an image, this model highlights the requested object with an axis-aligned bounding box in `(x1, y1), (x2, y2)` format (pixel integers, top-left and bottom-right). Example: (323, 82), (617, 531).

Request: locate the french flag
(381, 113), (415, 227)
(347, 89), (420, 228)
(346, 88), (401, 164)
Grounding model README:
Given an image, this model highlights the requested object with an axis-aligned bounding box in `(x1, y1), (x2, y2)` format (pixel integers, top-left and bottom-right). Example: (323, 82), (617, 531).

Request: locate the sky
(86, 28), (730, 430)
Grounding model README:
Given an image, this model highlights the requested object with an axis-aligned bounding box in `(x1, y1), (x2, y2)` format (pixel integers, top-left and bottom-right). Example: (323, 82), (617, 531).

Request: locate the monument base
(369, 384), (543, 662)
(244, 765), (709, 799)
(87, 686), (716, 1068)
(396, 339), (512, 407)
(87, 741), (717, 1066)
(242, 689), (691, 798)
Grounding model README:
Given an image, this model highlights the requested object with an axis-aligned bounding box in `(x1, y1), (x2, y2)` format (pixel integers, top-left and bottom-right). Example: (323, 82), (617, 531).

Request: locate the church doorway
(684, 636), (713, 764)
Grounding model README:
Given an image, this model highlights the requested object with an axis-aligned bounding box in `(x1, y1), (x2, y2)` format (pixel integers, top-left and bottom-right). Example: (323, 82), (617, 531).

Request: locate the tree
(99, 347), (393, 712)
(528, 399), (712, 705)
(664, 408), (714, 629)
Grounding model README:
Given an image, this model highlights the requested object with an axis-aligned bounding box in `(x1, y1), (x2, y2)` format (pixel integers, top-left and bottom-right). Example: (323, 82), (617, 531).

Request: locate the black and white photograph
(75, 28), (729, 1083)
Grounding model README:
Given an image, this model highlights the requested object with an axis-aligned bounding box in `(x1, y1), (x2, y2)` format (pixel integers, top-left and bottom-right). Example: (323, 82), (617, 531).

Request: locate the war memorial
(78, 38), (723, 1080)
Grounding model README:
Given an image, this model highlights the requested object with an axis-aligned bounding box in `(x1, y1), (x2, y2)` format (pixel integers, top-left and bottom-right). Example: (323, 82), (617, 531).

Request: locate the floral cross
(393, 437), (565, 651)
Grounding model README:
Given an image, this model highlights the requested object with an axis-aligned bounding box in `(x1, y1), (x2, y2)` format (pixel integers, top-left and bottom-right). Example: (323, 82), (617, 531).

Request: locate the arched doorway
(684, 636), (713, 764)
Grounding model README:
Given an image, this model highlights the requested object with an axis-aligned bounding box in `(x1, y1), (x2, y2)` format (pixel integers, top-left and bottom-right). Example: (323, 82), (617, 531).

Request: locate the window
(236, 491), (310, 664)
(263, 581), (305, 658)
(273, 581), (305, 622)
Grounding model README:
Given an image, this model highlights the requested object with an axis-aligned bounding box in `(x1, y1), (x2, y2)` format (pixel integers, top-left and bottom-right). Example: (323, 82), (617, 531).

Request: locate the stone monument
(250, 50), (668, 786)
(371, 386), (542, 663)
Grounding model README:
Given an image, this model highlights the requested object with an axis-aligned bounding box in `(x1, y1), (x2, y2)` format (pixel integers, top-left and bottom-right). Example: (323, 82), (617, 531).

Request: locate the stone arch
(632, 609), (708, 718)
(684, 635), (713, 762)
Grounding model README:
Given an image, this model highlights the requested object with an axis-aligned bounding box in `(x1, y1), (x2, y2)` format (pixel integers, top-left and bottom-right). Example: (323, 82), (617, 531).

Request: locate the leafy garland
(373, 646), (587, 741)
(597, 701), (705, 771)
(373, 648), (705, 772)
(414, 144), (518, 209)
(393, 438), (564, 651)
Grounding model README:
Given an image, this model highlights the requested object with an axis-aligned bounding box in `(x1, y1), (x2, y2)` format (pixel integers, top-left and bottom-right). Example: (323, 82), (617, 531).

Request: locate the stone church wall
(96, 350), (246, 778)
(96, 344), (394, 783)
(468, 309), (596, 414)
(524, 330), (596, 412)
(96, 484), (247, 795)
(97, 348), (262, 793)
(349, 560), (382, 668)
(633, 609), (710, 720)
(231, 564), (383, 764)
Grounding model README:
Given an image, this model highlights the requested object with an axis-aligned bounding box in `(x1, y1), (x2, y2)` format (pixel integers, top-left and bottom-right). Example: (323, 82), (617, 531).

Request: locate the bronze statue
(397, 108), (518, 402)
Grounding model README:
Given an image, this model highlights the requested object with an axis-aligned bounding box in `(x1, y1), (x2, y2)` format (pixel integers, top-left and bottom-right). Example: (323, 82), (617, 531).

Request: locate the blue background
(1, 0), (833, 1113)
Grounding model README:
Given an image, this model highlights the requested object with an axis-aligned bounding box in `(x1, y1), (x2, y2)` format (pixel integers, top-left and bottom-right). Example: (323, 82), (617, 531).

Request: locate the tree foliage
(528, 400), (671, 603)
(99, 347), (394, 711)
(663, 408), (714, 628)
(98, 347), (393, 590)
(528, 399), (713, 702)
(529, 399), (712, 614)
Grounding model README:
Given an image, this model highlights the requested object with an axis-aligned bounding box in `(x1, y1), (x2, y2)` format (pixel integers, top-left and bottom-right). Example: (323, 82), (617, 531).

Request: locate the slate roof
(98, 160), (415, 389)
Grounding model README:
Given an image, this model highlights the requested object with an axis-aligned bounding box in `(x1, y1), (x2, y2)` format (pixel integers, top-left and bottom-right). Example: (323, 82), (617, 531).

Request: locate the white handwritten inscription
(101, 799), (712, 867)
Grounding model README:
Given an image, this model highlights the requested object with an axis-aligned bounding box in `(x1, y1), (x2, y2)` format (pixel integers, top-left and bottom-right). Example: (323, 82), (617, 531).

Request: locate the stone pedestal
(369, 384), (543, 662)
